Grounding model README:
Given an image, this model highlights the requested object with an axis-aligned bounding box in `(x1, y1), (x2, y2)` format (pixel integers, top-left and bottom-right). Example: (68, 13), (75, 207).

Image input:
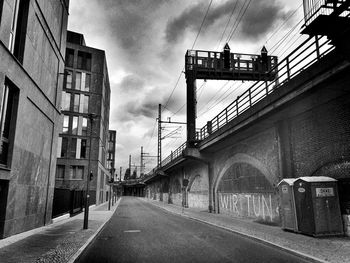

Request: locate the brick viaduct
(142, 38), (350, 225)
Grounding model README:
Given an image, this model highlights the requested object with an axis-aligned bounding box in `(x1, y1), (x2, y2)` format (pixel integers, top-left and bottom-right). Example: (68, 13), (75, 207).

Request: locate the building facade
(0, 0), (69, 238)
(55, 31), (111, 206)
(106, 130), (116, 173)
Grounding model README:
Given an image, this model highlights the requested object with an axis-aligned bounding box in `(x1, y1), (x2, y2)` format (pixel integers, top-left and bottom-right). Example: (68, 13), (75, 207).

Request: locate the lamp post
(83, 113), (97, 230)
(108, 167), (115, 210)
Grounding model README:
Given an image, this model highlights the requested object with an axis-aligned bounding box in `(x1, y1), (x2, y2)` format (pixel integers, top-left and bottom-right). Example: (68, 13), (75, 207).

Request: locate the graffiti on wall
(218, 192), (279, 222)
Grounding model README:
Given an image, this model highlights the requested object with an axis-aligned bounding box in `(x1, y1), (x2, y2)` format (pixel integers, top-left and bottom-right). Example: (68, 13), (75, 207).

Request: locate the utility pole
(140, 146), (143, 176)
(129, 155), (131, 177)
(140, 146), (157, 175)
(83, 113), (97, 230)
(158, 104), (162, 167)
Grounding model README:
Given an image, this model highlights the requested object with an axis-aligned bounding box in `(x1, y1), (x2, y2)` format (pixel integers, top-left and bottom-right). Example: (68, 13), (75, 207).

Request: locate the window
(70, 138), (77, 158)
(62, 115), (69, 133)
(57, 137), (62, 157)
(70, 165), (84, 179)
(108, 141), (114, 151)
(73, 94), (80, 112)
(83, 95), (89, 113)
(75, 72), (81, 90)
(65, 70), (72, 89)
(77, 51), (91, 71)
(9, 0), (29, 63)
(84, 73), (91, 91)
(60, 137), (68, 157)
(82, 117), (88, 135)
(72, 116), (78, 135)
(56, 165), (65, 179)
(80, 139), (87, 158)
(0, 1), (3, 22)
(61, 91), (70, 111)
(0, 81), (18, 165)
(65, 48), (74, 68)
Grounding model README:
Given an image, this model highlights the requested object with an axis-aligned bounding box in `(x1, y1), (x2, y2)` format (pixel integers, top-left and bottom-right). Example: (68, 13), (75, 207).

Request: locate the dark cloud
(165, 3), (204, 43)
(239, 1), (291, 40)
(97, 0), (170, 54)
(165, 0), (290, 44)
(125, 100), (159, 119)
(114, 85), (167, 123)
(119, 75), (145, 93)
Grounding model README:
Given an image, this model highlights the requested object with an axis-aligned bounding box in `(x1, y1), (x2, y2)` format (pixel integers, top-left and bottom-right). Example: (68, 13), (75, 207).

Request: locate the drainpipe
(208, 162), (214, 213)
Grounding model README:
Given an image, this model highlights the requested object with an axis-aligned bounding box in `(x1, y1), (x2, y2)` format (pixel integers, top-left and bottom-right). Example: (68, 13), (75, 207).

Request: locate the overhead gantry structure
(185, 43), (278, 146)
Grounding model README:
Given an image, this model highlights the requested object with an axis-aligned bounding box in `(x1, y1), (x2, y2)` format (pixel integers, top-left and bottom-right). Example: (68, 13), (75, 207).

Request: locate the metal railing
(147, 34), (335, 177)
(186, 50), (278, 77)
(303, 0), (350, 26)
(160, 142), (187, 167)
(197, 35), (334, 140)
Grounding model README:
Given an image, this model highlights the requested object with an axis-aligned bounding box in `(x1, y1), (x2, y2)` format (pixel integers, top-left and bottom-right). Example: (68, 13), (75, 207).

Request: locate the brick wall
(290, 95), (350, 178)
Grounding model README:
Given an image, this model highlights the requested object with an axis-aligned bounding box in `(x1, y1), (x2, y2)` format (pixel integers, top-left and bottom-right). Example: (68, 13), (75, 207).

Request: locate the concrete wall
(0, 0), (69, 238)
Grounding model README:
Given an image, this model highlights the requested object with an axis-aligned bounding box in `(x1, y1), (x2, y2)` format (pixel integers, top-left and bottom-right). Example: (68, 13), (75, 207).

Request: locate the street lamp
(83, 113), (98, 230)
(108, 167), (115, 210)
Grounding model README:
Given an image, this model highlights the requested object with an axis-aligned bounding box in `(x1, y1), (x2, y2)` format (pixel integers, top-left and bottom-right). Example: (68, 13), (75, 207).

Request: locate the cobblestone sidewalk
(0, 200), (119, 263)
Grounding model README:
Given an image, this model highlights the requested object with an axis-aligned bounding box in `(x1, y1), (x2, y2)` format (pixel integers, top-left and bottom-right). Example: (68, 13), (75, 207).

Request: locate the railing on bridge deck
(303, 0), (350, 27)
(161, 142), (187, 168)
(185, 50), (278, 81)
(197, 35), (334, 140)
(147, 30), (338, 178)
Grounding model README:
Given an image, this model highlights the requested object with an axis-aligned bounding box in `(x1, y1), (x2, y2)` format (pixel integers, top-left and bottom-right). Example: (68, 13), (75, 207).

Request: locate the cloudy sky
(68, 0), (306, 178)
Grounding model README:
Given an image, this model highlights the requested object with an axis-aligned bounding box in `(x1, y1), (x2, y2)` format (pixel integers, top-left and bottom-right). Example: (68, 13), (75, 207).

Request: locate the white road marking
(124, 230), (141, 233)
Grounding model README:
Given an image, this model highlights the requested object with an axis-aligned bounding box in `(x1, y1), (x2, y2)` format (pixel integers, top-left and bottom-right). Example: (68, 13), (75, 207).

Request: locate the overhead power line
(162, 0), (214, 113)
(226, 0), (252, 43)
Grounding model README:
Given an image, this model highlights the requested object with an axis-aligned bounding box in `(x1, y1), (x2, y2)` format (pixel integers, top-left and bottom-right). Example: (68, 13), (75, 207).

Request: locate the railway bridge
(140, 0), (350, 225)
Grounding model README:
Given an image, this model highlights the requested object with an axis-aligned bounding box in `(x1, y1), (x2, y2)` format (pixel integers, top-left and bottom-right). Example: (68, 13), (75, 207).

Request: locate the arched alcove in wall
(312, 160), (350, 214)
(214, 153), (279, 223)
(187, 174), (209, 209)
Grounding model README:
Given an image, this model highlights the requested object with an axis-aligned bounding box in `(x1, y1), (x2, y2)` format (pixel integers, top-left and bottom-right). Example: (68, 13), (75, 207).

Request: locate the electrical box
(277, 178), (298, 232)
(293, 176), (343, 237)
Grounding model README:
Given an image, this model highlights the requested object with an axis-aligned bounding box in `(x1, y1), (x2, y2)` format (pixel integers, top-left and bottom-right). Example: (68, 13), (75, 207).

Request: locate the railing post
(249, 89), (252, 106)
(216, 116), (219, 129)
(265, 81), (269, 95)
(315, 35), (320, 60)
(171, 151), (173, 161)
(225, 109), (228, 123)
(286, 57), (290, 80)
(236, 98), (239, 117)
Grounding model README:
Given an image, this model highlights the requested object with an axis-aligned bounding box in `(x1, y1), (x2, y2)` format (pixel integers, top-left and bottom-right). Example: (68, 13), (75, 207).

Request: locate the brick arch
(188, 174), (200, 192)
(312, 159), (350, 179)
(299, 142), (350, 178)
(213, 153), (275, 194)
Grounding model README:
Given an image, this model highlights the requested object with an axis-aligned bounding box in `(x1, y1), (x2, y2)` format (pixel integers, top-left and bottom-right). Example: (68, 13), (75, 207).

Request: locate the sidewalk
(143, 198), (350, 263)
(0, 199), (120, 263)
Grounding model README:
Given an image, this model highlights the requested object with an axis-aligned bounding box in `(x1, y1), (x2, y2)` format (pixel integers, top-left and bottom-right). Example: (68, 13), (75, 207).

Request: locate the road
(76, 197), (310, 263)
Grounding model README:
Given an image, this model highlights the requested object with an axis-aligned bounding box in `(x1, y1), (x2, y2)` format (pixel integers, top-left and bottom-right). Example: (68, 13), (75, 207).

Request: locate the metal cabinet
(293, 176), (343, 237)
(277, 179), (298, 232)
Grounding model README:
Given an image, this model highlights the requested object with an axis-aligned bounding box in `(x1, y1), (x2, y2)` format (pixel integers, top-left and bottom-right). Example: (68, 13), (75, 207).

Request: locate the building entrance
(0, 180), (9, 238)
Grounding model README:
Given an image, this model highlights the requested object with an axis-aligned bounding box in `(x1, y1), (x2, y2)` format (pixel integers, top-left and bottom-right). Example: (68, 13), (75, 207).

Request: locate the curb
(67, 197), (121, 263)
(143, 199), (327, 263)
(52, 213), (70, 223)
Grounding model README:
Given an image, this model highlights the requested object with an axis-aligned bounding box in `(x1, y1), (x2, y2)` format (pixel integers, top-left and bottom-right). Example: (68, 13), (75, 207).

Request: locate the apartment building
(55, 31), (111, 206)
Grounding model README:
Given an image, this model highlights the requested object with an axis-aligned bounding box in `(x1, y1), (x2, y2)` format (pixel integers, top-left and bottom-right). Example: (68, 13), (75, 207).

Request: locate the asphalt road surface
(76, 197), (310, 263)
